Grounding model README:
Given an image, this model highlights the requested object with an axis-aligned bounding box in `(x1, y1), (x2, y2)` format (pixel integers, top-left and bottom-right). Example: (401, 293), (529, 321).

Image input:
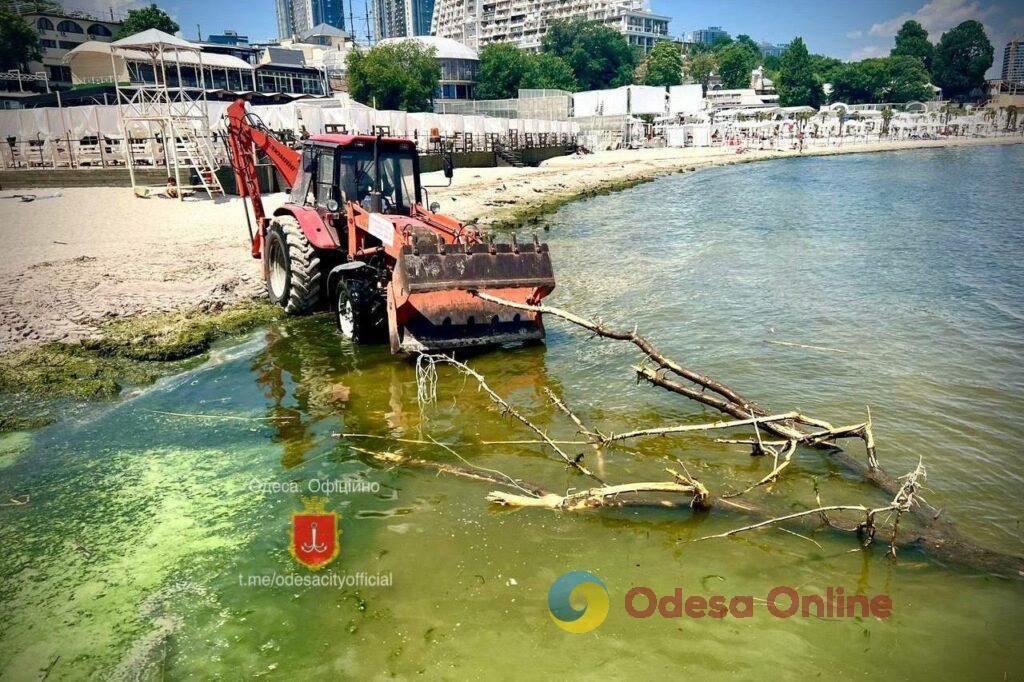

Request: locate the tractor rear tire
(265, 216), (322, 315)
(335, 278), (387, 343)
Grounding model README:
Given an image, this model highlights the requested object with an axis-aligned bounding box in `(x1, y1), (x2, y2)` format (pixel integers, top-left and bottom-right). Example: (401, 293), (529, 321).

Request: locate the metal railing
(0, 132), (231, 171)
(0, 129), (580, 171)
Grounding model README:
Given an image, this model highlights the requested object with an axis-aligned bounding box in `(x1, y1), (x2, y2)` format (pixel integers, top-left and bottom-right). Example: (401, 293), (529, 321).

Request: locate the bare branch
(723, 439), (798, 498)
(542, 387), (604, 441)
(633, 365), (807, 439)
(335, 433), (447, 446)
(600, 411), (801, 444)
(697, 504), (871, 541)
(470, 290), (766, 413)
(416, 354), (604, 483)
(887, 458), (926, 557)
(352, 446), (549, 498)
(488, 481), (709, 511)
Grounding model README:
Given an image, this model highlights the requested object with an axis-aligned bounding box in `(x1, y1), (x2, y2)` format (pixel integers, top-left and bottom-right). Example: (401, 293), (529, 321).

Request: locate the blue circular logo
(547, 571), (609, 633)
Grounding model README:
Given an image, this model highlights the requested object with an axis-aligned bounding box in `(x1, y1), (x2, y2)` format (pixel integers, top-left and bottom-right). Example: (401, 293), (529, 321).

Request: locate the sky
(64, 0), (1023, 76)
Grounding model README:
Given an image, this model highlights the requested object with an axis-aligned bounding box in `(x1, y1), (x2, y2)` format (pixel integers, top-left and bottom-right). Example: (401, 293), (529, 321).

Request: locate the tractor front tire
(335, 278), (387, 343)
(265, 216), (322, 315)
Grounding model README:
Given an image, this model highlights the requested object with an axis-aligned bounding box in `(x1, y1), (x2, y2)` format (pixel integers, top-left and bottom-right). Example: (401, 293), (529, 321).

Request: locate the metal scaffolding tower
(110, 30), (224, 199)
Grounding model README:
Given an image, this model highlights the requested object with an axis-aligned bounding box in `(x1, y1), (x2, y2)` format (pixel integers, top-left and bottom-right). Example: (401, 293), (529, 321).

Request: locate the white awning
(66, 41), (253, 70)
(111, 29), (196, 51)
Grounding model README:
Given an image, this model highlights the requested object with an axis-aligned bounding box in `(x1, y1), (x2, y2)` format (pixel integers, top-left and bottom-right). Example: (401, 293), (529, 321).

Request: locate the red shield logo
(290, 497), (340, 571)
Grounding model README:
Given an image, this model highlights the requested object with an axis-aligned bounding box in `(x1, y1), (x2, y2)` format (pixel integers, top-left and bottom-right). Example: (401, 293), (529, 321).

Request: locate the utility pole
(365, 0), (373, 45)
(196, 24), (202, 41)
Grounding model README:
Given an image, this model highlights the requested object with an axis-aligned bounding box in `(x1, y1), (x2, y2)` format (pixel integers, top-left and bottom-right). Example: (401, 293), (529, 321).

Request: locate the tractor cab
(291, 135), (422, 218)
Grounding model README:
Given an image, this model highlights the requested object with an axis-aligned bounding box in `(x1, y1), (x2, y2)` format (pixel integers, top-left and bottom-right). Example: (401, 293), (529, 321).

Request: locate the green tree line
(0, 1), (996, 111)
(771, 20), (993, 106)
(679, 19), (993, 107)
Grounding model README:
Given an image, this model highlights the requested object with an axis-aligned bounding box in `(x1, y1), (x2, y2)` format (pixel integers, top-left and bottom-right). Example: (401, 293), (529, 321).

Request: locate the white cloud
(848, 0), (1012, 76)
(849, 45), (889, 60)
(867, 0), (1000, 38)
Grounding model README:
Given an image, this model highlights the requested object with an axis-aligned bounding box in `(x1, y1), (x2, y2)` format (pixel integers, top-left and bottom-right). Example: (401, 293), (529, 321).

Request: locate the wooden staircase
(176, 127), (225, 198)
(494, 141), (524, 168)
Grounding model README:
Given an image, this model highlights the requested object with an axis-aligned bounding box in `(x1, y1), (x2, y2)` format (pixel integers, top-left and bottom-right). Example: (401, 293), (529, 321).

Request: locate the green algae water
(2, 144), (1023, 680)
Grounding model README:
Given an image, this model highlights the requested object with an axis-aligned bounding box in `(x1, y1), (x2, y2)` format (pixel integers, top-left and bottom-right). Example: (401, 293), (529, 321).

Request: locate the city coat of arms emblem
(290, 496), (340, 571)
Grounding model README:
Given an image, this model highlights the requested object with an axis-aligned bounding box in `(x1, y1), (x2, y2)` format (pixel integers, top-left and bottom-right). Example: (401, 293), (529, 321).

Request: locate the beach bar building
(66, 40), (257, 92)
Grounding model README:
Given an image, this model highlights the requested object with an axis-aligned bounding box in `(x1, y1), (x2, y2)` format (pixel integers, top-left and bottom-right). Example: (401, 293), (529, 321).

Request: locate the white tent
(374, 110), (409, 136)
(628, 85), (667, 115)
(66, 39), (252, 71)
(602, 87), (630, 116)
(669, 85), (703, 116)
(572, 90), (603, 117)
(111, 29), (197, 51)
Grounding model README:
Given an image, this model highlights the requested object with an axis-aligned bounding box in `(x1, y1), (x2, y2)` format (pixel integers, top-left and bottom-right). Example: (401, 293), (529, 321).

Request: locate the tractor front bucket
(388, 239), (555, 353)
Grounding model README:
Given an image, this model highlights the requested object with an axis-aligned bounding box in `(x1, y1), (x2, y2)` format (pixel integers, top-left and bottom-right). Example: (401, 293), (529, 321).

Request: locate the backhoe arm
(225, 99), (302, 257)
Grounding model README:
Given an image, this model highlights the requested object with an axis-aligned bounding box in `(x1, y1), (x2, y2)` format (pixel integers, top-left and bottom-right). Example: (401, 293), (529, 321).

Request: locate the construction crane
(224, 98), (556, 353)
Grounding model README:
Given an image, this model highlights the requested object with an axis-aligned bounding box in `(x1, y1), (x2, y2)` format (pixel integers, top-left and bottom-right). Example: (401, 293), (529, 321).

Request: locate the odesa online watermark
(548, 571), (893, 633)
(248, 478), (380, 495)
(625, 585), (892, 619)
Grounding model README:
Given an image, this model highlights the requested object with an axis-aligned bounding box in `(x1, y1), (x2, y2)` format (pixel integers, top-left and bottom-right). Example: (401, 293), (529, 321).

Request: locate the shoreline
(0, 135), (1020, 413)
(432, 135), (1024, 230)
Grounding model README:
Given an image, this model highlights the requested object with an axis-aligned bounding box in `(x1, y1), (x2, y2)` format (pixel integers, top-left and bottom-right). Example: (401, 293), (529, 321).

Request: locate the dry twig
(470, 290), (765, 412)
(415, 354), (604, 483)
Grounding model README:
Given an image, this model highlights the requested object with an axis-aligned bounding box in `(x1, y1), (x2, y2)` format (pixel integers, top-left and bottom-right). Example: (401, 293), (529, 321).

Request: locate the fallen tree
(337, 292), (1022, 579)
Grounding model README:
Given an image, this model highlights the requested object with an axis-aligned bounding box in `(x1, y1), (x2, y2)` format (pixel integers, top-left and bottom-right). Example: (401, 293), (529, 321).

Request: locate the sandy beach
(0, 135), (1019, 350)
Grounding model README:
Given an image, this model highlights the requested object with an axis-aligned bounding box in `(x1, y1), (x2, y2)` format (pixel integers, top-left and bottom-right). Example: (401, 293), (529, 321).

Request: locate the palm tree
(881, 107), (894, 137)
(941, 102), (955, 127)
(1007, 105), (1019, 132)
(835, 106), (847, 138)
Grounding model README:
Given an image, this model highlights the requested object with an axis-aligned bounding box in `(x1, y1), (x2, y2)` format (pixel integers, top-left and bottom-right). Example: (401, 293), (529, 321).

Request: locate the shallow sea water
(1, 145), (1022, 680)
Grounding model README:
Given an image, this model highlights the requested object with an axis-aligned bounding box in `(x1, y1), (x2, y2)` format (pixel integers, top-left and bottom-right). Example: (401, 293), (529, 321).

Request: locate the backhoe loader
(225, 99), (555, 353)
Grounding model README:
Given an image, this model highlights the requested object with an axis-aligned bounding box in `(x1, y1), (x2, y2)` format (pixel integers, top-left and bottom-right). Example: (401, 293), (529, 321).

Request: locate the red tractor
(225, 99), (555, 353)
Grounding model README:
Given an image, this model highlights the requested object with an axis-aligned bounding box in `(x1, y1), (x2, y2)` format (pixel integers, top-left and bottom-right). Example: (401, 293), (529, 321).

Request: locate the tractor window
(380, 155), (417, 214)
(340, 150), (418, 215)
(291, 148), (316, 205)
(315, 149), (335, 207)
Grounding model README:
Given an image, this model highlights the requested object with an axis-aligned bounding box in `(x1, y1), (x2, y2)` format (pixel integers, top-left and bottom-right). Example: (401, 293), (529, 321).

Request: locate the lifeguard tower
(109, 29), (224, 199)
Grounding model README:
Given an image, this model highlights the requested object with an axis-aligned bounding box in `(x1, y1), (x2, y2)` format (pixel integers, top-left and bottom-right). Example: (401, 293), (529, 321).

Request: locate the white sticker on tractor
(368, 213), (395, 247)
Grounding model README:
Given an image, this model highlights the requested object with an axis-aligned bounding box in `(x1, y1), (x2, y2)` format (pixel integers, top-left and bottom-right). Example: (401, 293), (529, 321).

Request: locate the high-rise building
(690, 26), (729, 45)
(371, 0), (435, 40)
(758, 41), (789, 58)
(207, 29), (250, 46)
(430, 0), (670, 54)
(371, 0), (403, 39)
(276, 0), (345, 39)
(613, 7), (671, 54)
(409, 0), (436, 36)
(1003, 38), (1023, 86)
(276, 0), (296, 37)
